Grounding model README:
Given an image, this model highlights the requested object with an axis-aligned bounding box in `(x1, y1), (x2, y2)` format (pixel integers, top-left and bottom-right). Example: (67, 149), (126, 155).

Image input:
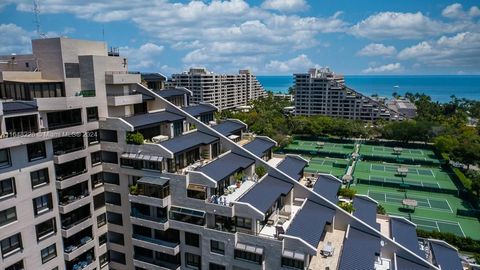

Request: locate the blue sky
(1, 0), (479, 75)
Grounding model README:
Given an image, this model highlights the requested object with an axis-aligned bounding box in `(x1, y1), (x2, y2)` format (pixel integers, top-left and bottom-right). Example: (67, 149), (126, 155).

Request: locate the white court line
(426, 198), (432, 208)
(445, 200), (453, 213)
(434, 221), (440, 232)
(457, 222), (466, 237)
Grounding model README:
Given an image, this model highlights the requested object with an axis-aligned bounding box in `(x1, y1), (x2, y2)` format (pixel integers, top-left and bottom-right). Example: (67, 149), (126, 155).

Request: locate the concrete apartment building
(294, 68), (402, 120)
(170, 68), (267, 111)
(0, 37), (468, 270)
(387, 98), (417, 119)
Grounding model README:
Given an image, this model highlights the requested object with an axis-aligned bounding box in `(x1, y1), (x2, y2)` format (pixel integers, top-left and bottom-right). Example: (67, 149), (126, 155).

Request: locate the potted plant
(129, 184), (139, 195)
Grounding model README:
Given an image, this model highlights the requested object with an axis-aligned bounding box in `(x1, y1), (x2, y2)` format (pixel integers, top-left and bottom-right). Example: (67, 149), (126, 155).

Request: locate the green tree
(376, 205), (386, 215)
(433, 135), (459, 154)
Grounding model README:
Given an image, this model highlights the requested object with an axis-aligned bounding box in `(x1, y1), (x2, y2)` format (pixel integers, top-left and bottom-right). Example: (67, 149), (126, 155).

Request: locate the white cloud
(350, 11), (467, 39)
(442, 3), (480, 19)
(397, 32), (480, 68)
(261, 0), (309, 12)
(362, 63), (402, 73)
(11, 0), (346, 73)
(119, 43), (164, 70)
(0, 23), (33, 54)
(357, 43), (396, 56)
(264, 54), (319, 74)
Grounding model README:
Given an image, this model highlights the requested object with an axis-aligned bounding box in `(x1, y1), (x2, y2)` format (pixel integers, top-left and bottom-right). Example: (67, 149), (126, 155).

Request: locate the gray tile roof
(312, 175), (341, 203)
(353, 196), (380, 230)
(159, 131), (219, 155)
(286, 200), (335, 248)
(2, 101), (38, 115)
(197, 152), (254, 182)
(338, 227), (381, 270)
(243, 137), (275, 158)
(430, 240), (462, 270)
(154, 88), (191, 99)
(212, 120), (246, 136)
(390, 217), (423, 257)
(276, 156), (307, 181)
(183, 104), (217, 117)
(141, 73), (167, 81)
(395, 255), (431, 270)
(123, 110), (184, 129)
(238, 175), (293, 214)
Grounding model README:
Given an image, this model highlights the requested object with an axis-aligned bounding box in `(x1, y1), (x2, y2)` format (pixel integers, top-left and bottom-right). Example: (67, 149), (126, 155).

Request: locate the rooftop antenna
(33, 0), (46, 38)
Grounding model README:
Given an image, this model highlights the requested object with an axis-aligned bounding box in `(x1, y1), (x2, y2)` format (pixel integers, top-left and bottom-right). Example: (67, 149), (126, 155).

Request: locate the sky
(1, 0), (480, 75)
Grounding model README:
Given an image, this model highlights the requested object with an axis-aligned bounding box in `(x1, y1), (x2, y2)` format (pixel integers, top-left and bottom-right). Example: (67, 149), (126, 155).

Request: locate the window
(87, 130), (99, 145)
(97, 213), (107, 227)
(1, 233), (22, 258)
(107, 211), (123, 225)
(31, 168), (49, 188)
(185, 232), (200, 247)
(35, 218), (56, 241)
(108, 231), (124, 245)
(110, 250), (126, 265)
(91, 151), (101, 166)
(33, 193), (52, 216)
(86, 107), (99, 122)
(0, 177), (15, 198)
(99, 233), (107, 246)
(99, 129), (117, 142)
(46, 109), (82, 130)
(27, 141), (46, 161)
(5, 260), (24, 270)
(234, 247), (263, 265)
(209, 263), (226, 270)
(281, 257), (304, 269)
(0, 148), (11, 168)
(169, 206), (205, 226)
(93, 193), (106, 209)
(235, 217), (252, 230)
(0, 207), (17, 227)
(41, 244), (57, 264)
(185, 253), (201, 269)
(105, 191), (121, 206)
(99, 252), (109, 267)
(210, 240), (225, 255)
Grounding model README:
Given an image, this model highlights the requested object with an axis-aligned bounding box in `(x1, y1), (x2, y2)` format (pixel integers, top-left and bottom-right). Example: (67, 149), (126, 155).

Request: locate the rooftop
(159, 131), (219, 155)
(197, 152), (254, 182)
(390, 217), (423, 258)
(122, 110), (184, 129)
(182, 103), (217, 117)
(243, 137), (276, 158)
(353, 195), (380, 230)
(211, 119), (246, 136)
(312, 175), (341, 203)
(154, 87), (191, 99)
(276, 155), (308, 181)
(338, 226), (381, 270)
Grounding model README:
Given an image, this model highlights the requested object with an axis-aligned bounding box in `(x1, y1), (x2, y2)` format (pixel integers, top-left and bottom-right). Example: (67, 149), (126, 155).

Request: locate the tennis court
(354, 161), (457, 192)
(354, 184), (480, 239)
(367, 190), (452, 213)
(305, 157), (349, 177)
(284, 139), (355, 156)
(359, 144), (440, 164)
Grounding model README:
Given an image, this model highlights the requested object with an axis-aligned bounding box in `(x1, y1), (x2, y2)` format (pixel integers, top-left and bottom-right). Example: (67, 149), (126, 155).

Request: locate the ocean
(256, 75), (480, 102)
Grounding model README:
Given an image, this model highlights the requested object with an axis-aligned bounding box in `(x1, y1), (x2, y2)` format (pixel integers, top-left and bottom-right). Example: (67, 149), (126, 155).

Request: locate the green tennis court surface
(354, 161), (457, 192)
(304, 157), (349, 178)
(354, 184), (480, 239)
(359, 144), (440, 164)
(284, 139), (354, 156)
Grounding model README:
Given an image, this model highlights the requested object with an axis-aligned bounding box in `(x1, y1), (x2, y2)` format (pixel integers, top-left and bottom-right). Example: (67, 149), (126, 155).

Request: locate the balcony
(58, 193), (90, 214)
(132, 234), (180, 256)
(36, 96), (89, 111)
(133, 255), (181, 270)
(131, 206), (169, 230)
(61, 216), (92, 238)
(107, 93), (143, 106)
(65, 248), (95, 270)
(64, 236), (94, 261)
(105, 71), (141, 84)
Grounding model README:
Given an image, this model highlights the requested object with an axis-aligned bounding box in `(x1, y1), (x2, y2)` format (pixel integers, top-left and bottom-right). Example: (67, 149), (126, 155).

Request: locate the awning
(138, 176), (169, 186)
(121, 152), (163, 162)
(235, 243), (264, 255)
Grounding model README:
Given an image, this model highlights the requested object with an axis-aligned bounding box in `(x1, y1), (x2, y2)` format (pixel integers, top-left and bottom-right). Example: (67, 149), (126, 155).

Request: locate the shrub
(255, 166), (267, 178)
(338, 202), (355, 213)
(338, 188), (357, 200)
(126, 132), (144, 145)
(452, 167), (472, 189)
(129, 184), (138, 195)
(376, 205), (386, 215)
(416, 229), (480, 254)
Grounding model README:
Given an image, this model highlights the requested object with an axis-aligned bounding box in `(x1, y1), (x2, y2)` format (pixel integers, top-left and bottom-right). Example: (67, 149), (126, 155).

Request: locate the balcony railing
(131, 210), (168, 224)
(62, 215), (91, 230)
(132, 234), (179, 248)
(64, 236), (93, 253)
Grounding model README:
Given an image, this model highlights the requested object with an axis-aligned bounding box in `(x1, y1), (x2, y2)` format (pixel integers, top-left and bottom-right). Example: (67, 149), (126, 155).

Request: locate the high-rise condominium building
(170, 68), (267, 111)
(294, 68), (403, 120)
(0, 38), (465, 270)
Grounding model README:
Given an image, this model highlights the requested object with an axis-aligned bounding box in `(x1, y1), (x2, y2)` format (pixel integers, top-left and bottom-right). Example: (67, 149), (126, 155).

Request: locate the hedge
(416, 229), (480, 254)
(452, 167), (472, 190)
